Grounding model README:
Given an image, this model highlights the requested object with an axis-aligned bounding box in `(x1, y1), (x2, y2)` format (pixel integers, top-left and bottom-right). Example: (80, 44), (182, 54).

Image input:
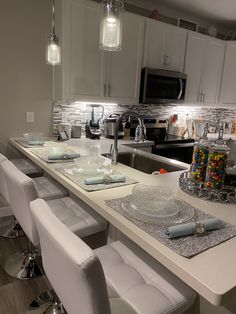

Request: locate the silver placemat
(31, 149), (80, 163)
(106, 195), (236, 258)
(56, 166), (138, 192)
(16, 138), (45, 148)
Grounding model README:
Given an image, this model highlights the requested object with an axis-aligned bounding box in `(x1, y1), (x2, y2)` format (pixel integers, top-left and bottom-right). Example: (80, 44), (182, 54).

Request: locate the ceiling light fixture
(99, 0), (124, 51)
(46, 0), (61, 66)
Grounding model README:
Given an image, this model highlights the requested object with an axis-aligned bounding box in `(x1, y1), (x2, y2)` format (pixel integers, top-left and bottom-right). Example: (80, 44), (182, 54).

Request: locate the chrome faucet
(110, 111), (146, 164)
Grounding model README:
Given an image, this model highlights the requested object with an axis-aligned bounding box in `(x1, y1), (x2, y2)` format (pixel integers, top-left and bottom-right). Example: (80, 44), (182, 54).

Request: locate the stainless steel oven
(139, 67), (187, 104)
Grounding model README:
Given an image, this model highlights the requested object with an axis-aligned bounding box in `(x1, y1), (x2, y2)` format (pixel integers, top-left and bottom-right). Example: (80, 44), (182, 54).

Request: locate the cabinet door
(143, 19), (165, 68)
(164, 25), (187, 72)
(184, 32), (206, 103)
(107, 12), (144, 103)
(63, 0), (106, 101)
(220, 42), (236, 106)
(202, 39), (225, 105)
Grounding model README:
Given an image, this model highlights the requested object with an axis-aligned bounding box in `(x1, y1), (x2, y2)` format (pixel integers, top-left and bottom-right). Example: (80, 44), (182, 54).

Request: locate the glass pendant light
(99, 0), (124, 51)
(46, 0), (61, 65)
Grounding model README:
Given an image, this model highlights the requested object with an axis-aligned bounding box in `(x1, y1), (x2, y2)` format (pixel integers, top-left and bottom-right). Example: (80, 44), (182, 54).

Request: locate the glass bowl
(22, 132), (44, 145)
(132, 185), (175, 206)
(73, 155), (113, 176)
(23, 132), (43, 141)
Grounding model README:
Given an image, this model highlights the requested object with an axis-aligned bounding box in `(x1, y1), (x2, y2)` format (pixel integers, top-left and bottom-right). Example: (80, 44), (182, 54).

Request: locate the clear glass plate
(121, 195), (195, 225)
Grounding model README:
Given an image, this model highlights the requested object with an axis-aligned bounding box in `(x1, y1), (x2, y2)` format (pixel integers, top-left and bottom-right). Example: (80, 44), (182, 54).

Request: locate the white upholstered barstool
(0, 153), (67, 238)
(2, 160), (107, 280)
(10, 156), (42, 176)
(28, 198), (197, 314)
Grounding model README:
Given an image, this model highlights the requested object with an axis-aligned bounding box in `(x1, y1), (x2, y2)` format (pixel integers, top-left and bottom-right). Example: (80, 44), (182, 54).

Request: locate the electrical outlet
(26, 112), (34, 123)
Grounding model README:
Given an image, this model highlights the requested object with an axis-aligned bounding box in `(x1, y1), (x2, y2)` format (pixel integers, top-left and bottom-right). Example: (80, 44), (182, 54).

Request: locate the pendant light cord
(52, 0), (56, 36)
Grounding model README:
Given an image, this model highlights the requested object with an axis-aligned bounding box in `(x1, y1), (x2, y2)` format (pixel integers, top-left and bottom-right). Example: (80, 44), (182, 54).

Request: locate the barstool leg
(5, 239), (42, 280)
(26, 289), (66, 314)
(0, 216), (23, 238)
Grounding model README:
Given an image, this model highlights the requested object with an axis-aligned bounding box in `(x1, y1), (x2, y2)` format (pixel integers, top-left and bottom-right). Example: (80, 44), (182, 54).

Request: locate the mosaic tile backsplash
(53, 102), (236, 136)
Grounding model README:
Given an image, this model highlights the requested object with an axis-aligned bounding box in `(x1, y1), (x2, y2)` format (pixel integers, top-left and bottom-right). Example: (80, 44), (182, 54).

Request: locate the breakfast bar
(9, 137), (236, 310)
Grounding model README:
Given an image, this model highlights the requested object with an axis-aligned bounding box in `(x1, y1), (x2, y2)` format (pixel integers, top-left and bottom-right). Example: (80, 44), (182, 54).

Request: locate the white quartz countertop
(9, 137), (236, 307)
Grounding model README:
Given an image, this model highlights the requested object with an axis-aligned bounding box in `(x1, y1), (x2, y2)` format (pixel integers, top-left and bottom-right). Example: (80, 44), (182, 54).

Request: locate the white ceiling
(151, 0), (236, 26)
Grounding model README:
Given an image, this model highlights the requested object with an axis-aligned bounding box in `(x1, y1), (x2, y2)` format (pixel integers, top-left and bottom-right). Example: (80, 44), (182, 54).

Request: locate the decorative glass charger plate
(121, 185), (195, 225)
(179, 171), (236, 203)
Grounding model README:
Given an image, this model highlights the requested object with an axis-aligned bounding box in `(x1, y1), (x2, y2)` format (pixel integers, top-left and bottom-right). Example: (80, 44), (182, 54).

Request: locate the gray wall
(0, 0), (53, 154)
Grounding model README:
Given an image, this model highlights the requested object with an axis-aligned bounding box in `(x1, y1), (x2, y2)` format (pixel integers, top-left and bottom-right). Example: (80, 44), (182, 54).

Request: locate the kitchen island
(8, 137), (236, 312)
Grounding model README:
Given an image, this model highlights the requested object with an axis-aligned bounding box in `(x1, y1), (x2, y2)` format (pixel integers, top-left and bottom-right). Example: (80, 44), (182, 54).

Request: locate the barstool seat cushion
(33, 176), (68, 201)
(95, 241), (197, 314)
(10, 158), (42, 175)
(46, 197), (107, 237)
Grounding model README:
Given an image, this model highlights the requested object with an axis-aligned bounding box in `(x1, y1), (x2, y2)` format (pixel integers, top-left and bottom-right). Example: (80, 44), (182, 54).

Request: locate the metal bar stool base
(0, 216), (23, 238)
(26, 290), (66, 314)
(5, 251), (42, 280)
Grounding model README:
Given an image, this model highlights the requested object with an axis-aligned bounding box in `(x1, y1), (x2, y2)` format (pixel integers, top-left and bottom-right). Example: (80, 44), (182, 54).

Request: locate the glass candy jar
(204, 140), (230, 190)
(190, 125), (210, 183)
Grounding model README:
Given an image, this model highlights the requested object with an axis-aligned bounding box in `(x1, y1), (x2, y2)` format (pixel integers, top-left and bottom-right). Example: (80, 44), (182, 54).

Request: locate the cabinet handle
(163, 55), (167, 66)
(108, 83), (111, 97)
(166, 55), (170, 65)
(104, 84), (107, 97)
(198, 92), (202, 102)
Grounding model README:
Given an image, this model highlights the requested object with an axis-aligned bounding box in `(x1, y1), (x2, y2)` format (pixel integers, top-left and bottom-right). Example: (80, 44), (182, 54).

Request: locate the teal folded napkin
(28, 140), (44, 145)
(48, 152), (80, 160)
(165, 218), (223, 239)
(84, 175), (126, 185)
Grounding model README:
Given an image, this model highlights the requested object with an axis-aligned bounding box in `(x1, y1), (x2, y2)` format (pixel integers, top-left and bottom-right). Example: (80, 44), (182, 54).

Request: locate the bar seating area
(0, 153), (197, 313)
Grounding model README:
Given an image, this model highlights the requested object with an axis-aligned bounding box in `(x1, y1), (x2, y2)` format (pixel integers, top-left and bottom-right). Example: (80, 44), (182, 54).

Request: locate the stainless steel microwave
(139, 67), (187, 104)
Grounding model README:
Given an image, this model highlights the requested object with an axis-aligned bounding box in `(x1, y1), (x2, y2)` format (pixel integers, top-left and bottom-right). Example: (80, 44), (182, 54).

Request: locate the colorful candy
(190, 143), (209, 183)
(204, 150), (229, 189)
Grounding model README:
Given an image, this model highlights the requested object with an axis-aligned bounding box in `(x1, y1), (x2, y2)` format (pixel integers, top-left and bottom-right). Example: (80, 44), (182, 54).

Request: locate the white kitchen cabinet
(54, 0), (105, 102)
(107, 13), (144, 103)
(54, 0), (144, 104)
(219, 42), (236, 106)
(184, 32), (225, 105)
(143, 18), (187, 72)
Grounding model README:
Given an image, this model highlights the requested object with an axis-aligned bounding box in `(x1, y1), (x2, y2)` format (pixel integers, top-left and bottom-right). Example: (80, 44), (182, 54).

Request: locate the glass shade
(99, 0), (124, 51)
(46, 35), (61, 66)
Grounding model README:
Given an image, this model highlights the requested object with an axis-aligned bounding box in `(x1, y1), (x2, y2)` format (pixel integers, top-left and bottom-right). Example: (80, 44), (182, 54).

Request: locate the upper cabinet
(54, 0), (144, 104)
(106, 13), (144, 103)
(184, 32), (225, 105)
(219, 42), (236, 106)
(143, 19), (187, 72)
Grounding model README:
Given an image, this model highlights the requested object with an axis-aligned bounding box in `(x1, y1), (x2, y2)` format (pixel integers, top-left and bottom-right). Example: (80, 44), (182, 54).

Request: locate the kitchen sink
(102, 152), (187, 174)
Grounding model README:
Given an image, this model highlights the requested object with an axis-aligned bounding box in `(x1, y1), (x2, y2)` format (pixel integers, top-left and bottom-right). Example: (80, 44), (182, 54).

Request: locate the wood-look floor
(0, 233), (50, 314)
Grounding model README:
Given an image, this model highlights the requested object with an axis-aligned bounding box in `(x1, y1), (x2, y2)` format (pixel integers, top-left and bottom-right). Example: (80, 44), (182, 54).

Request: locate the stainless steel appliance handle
(203, 92), (205, 103)
(177, 79), (183, 100)
(108, 83), (111, 97)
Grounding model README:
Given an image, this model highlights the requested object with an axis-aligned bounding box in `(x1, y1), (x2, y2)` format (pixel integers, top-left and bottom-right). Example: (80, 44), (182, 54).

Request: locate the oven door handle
(177, 79), (183, 100)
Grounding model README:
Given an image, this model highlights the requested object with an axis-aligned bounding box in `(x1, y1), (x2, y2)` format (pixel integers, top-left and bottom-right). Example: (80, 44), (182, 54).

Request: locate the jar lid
(211, 140), (230, 151)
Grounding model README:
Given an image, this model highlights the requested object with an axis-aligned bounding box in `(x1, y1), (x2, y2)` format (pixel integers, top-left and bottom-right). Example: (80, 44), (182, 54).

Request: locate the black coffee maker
(85, 104), (104, 139)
